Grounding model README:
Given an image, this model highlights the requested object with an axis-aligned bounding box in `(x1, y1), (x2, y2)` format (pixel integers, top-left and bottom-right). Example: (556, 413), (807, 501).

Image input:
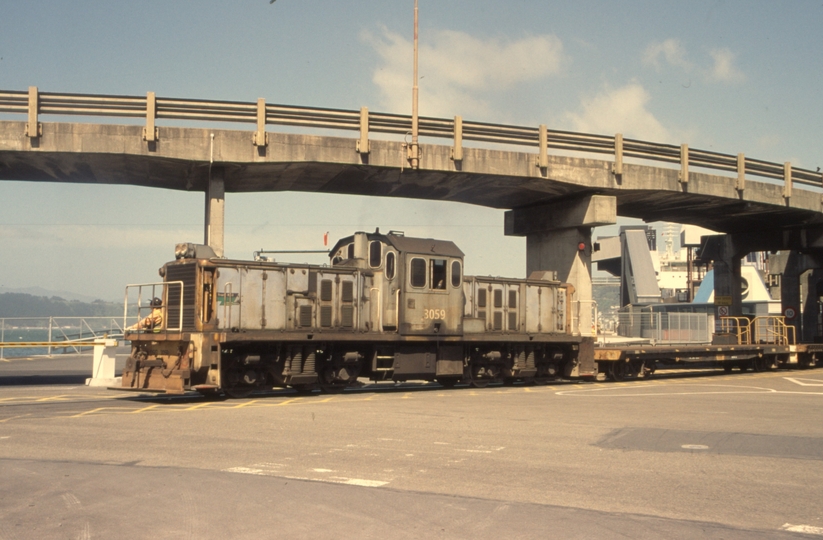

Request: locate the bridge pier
(710, 236), (744, 319)
(505, 194), (617, 336)
(205, 168), (225, 257)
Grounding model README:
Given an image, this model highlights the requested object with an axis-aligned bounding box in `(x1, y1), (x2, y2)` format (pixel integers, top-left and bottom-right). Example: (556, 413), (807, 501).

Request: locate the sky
(1, 1), (822, 301)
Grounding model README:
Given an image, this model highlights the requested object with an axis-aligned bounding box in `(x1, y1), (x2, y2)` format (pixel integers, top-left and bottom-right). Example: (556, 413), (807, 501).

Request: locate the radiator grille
(493, 312), (503, 331)
(508, 312), (517, 331)
(477, 288), (486, 308)
(509, 290), (517, 308)
(494, 289), (503, 308)
(165, 263), (197, 331)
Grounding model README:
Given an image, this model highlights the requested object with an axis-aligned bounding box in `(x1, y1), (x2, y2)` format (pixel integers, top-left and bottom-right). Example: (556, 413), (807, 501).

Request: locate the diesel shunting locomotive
(122, 229), (593, 397)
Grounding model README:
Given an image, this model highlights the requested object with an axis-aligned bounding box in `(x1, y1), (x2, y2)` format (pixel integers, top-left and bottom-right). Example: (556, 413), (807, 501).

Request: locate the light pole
(409, 0), (420, 169)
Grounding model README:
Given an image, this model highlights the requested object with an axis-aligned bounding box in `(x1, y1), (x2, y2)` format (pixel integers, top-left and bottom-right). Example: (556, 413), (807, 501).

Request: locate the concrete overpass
(2, 88), (823, 338)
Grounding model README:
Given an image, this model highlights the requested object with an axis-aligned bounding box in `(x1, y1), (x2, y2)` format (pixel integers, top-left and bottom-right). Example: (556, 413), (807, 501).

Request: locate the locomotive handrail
(123, 281), (185, 335)
(1, 87), (820, 189)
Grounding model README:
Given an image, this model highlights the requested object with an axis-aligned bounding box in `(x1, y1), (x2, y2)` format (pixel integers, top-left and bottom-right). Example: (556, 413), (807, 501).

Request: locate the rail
(1, 87), (820, 189)
(0, 316), (124, 359)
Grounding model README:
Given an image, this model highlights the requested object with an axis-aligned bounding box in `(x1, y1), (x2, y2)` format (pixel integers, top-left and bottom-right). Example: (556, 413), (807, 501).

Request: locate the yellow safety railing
(717, 317), (751, 345)
(752, 316), (795, 345)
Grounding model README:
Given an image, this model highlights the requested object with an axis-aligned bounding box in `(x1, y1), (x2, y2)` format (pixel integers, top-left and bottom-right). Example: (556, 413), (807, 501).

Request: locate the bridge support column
(770, 251), (823, 342)
(505, 195), (616, 377)
(205, 168), (225, 257)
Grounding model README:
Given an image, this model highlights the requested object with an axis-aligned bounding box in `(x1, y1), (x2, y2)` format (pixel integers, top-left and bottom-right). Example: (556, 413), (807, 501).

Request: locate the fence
(0, 317), (124, 359)
(1, 87), (821, 190)
(618, 311), (711, 345)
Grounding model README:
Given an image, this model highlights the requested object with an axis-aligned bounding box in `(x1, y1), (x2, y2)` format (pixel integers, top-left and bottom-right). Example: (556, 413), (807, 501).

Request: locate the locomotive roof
(330, 231), (464, 258)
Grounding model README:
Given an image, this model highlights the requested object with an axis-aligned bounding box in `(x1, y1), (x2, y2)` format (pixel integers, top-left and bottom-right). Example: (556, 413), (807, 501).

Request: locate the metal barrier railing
(0, 316), (124, 358)
(752, 316), (795, 345)
(1, 87), (820, 189)
(618, 310), (711, 345)
(717, 316), (751, 345)
(717, 316), (795, 346)
(123, 281), (184, 334)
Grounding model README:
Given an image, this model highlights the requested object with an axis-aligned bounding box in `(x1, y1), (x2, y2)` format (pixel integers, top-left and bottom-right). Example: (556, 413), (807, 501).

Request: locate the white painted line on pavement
(784, 377), (823, 387)
(782, 523), (823, 535)
(224, 467), (389, 488)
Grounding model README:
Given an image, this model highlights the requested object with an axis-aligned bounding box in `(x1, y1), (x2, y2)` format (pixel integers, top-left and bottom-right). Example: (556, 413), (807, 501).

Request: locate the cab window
(410, 258), (426, 288)
(369, 241), (382, 268)
(386, 252), (396, 279)
(431, 259), (447, 290)
(347, 243), (355, 259)
(451, 260), (462, 288)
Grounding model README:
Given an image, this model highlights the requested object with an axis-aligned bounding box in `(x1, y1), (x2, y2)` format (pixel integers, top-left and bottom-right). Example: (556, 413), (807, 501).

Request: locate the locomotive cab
(330, 230), (464, 336)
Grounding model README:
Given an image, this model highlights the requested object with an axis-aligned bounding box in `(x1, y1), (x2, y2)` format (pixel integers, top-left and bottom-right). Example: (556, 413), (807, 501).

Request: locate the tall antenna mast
(409, 0), (420, 169)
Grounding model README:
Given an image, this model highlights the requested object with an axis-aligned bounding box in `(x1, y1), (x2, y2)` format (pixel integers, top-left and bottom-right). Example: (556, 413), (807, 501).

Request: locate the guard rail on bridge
(1, 87), (821, 191)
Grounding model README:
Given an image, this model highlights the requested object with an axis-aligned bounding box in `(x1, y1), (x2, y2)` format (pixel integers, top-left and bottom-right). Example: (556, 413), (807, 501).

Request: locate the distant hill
(0, 293), (122, 318)
(0, 286), (113, 303)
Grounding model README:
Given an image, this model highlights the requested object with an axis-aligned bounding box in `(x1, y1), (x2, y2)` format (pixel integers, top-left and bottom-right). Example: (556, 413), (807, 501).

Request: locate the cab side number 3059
(424, 309), (446, 320)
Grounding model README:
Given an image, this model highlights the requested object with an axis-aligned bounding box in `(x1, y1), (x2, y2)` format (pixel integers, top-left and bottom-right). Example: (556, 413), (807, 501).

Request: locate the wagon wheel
(609, 361), (627, 382)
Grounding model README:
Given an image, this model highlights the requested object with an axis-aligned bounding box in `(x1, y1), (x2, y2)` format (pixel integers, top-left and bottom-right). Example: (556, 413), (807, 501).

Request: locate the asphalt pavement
(1, 353), (822, 539)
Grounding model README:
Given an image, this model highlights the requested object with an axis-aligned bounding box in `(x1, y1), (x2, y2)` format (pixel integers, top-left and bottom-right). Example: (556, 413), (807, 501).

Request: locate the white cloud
(643, 39), (693, 71)
(643, 39), (744, 85)
(564, 82), (672, 142)
(708, 48), (746, 83)
(363, 26), (566, 118)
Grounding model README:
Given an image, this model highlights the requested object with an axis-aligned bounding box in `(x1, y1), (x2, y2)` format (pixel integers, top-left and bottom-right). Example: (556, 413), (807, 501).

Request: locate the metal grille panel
(166, 263), (197, 331)
(342, 281), (354, 303)
(320, 280), (333, 302)
(494, 289), (503, 308)
(493, 312), (503, 331)
(299, 305), (312, 327)
(477, 288), (486, 308)
(341, 305), (354, 328)
(508, 312), (517, 331)
(320, 305), (332, 327)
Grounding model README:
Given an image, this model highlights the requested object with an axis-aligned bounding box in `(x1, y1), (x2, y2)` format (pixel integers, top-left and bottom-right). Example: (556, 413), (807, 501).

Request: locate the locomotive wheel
(470, 378), (490, 389)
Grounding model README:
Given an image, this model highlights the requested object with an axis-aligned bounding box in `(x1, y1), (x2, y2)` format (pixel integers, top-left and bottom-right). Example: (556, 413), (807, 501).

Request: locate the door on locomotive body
(215, 266), (242, 330)
(484, 281), (521, 333)
(399, 253), (463, 335)
(371, 240), (399, 330)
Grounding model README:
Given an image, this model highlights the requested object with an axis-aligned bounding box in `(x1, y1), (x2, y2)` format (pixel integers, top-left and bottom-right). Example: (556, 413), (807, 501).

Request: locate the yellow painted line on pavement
(231, 400), (260, 409)
(130, 404), (160, 414)
(70, 407), (120, 418)
(0, 414), (31, 423)
(36, 395), (71, 402)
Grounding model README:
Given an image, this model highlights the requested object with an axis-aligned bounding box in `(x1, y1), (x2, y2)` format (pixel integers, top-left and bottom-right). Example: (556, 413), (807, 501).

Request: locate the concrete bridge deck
(1, 120), (821, 235)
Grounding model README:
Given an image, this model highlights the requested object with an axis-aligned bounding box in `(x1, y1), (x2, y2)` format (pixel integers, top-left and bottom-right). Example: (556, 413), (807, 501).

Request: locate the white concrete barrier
(86, 338), (121, 387)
